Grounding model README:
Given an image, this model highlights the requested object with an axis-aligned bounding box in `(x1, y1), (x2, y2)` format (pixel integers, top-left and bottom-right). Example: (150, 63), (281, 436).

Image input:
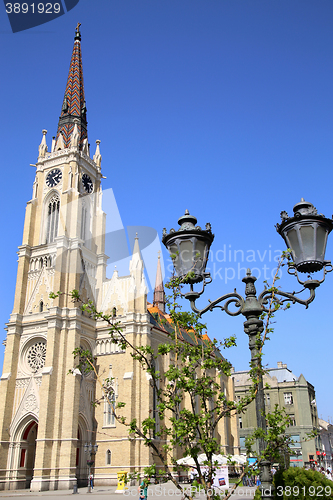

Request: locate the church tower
(0, 25), (239, 492)
(0, 24), (107, 491)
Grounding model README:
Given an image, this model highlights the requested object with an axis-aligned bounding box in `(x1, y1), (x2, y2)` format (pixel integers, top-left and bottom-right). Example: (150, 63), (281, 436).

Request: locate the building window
(112, 307), (117, 317)
(106, 450), (111, 465)
(284, 392), (293, 405)
(239, 416), (243, 429)
(290, 450), (302, 463)
(104, 394), (115, 426)
(239, 437), (246, 451)
(289, 414), (296, 426)
(39, 301), (43, 313)
(265, 393), (270, 405)
(46, 195), (60, 244)
(290, 435), (301, 448)
(26, 341), (47, 373)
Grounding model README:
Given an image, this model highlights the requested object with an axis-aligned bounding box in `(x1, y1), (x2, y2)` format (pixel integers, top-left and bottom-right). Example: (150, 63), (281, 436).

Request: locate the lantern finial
(292, 199), (317, 217)
(177, 210), (197, 229)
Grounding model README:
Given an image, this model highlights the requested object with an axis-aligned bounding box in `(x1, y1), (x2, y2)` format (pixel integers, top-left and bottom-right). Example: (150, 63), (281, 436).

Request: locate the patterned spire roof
(153, 252), (165, 313)
(56, 23), (87, 150)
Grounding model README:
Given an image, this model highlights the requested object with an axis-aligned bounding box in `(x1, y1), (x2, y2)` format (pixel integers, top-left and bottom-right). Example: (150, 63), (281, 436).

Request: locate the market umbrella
(177, 456), (196, 466)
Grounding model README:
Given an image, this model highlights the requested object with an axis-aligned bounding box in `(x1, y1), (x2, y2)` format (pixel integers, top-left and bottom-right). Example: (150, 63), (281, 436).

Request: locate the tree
(50, 254), (291, 500)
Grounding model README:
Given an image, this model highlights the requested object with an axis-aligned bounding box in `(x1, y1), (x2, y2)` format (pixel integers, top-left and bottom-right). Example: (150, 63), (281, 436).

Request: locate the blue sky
(1, 1), (333, 422)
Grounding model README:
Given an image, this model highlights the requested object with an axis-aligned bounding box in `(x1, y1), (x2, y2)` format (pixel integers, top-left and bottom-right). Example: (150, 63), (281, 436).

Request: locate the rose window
(27, 341), (46, 373)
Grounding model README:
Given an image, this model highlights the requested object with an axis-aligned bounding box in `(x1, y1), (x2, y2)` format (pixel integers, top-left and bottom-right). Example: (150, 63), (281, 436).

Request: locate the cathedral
(0, 25), (238, 491)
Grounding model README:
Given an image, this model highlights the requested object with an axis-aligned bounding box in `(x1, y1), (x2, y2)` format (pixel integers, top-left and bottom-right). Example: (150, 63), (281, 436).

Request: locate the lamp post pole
(162, 200), (333, 500)
(242, 270), (266, 457)
(84, 442), (98, 493)
(242, 270), (274, 499)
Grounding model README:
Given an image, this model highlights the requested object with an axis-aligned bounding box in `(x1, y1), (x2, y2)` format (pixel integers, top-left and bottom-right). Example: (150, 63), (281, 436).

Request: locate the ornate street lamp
(162, 210), (214, 285)
(162, 200), (332, 500)
(276, 198), (333, 274)
(84, 442), (98, 493)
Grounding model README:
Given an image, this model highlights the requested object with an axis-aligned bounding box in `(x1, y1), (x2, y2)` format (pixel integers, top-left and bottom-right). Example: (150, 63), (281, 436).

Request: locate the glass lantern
(276, 199), (333, 273)
(162, 210), (214, 284)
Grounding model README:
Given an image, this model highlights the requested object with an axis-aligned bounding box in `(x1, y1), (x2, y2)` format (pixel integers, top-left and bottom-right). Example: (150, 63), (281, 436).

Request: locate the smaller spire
(70, 119), (80, 148)
(153, 251), (165, 313)
(93, 140), (102, 168)
(38, 129), (48, 158)
(130, 233), (144, 273)
(55, 133), (64, 151)
(132, 233), (140, 255)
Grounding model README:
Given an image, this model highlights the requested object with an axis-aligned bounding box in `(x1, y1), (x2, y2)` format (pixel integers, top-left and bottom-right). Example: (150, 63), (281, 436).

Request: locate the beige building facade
(0, 26), (238, 491)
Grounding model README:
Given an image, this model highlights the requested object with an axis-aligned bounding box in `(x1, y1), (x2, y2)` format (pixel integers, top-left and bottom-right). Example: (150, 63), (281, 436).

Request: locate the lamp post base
(259, 461), (275, 500)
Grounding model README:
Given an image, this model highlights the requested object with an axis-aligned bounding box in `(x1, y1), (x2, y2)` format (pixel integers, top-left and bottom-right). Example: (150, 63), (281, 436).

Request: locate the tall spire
(153, 252), (165, 313)
(56, 23), (88, 150)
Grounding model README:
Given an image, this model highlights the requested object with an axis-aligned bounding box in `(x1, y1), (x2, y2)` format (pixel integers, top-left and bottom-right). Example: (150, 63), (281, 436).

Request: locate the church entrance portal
(9, 419), (38, 489)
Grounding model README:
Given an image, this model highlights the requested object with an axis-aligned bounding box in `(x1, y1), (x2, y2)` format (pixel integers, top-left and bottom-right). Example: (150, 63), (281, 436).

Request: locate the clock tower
(0, 24), (239, 493)
(0, 24), (107, 491)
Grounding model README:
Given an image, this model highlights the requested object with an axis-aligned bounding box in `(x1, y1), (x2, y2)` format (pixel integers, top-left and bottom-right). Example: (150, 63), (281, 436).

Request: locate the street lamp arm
(186, 291), (245, 317)
(258, 282), (318, 311)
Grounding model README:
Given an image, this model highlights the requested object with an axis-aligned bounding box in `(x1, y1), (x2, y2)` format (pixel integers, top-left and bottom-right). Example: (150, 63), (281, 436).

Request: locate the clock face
(82, 173), (93, 193)
(46, 168), (62, 188)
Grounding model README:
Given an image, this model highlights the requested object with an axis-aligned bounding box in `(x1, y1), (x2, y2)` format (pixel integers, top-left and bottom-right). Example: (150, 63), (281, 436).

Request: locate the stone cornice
(36, 149), (100, 179)
(17, 245), (32, 258)
(55, 235), (70, 250)
(97, 253), (109, 266)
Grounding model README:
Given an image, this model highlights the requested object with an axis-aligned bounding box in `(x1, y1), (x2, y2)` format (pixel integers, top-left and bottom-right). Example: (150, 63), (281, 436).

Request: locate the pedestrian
(89, 473), (94, 489)
(138, 476), (149, 500)
(325, 469), (332, 481)
(189, 468), (195, 484)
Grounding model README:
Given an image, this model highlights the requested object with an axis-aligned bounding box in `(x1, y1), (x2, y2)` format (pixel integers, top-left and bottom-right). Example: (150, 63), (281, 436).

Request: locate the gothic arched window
(80, 200), (91, 249)
(46, 195), (60, 244)
(106, 449), (111, 465)
(81, 204), (87, 242)
(104, 394), (116, 426)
